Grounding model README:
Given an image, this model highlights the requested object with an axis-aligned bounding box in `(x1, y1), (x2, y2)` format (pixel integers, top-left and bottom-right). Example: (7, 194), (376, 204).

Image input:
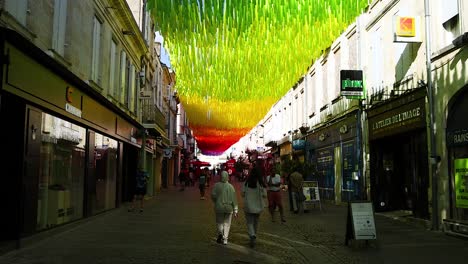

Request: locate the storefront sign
(454, 159), (468, 208)
(340, 70), (364, 98)
(447, 129), (468, 146)
(368, 99), (426, 140)
(292, 139), (305, 150)
(66, 86), (74, 103)
(279, 142), (292, 156)
(65, 103), (82, 118)
(372, 107), (421, 130)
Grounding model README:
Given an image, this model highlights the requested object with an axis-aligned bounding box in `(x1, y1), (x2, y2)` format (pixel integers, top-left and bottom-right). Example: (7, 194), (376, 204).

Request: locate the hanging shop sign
(163, 148), (173, 158)
(454, 159), (468, 208)
(292, 139), (306, 150)
(394, 16), (422, 43)
(340, 70), (364, 99)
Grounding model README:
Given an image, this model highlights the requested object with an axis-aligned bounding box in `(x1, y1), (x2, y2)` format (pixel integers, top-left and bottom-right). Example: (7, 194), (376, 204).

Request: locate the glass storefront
(91, 132), (118, 214)
(37, 113), (86, 230)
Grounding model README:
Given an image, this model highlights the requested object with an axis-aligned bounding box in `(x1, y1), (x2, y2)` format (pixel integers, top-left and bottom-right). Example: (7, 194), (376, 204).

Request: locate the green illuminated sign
(455, 158), (468, 208)
(340, 70), (364, 99)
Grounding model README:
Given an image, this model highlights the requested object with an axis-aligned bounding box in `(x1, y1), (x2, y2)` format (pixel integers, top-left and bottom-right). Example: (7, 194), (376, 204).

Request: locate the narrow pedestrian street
(1, 178), (467, 264)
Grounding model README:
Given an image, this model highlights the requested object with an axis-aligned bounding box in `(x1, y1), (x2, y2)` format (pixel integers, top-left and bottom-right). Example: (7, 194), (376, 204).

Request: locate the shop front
(0, 29), (142, 245)
(445, 86), (468, 234)
(367, 88), (429, 218)
(308, 113), (359, 203)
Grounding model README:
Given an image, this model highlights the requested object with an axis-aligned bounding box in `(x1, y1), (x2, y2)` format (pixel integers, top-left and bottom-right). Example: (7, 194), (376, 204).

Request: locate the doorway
(370, 130), (429, 218)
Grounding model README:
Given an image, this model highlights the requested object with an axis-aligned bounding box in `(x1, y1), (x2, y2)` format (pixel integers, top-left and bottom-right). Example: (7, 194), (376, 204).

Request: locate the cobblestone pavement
(1, 178), (468, 264)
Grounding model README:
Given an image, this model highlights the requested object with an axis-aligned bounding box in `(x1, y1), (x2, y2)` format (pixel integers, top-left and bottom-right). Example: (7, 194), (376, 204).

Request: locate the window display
(37, 113), (86, 230)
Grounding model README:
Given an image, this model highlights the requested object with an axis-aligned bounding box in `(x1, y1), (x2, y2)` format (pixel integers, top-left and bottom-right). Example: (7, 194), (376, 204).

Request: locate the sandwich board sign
(345, 201), (377, 245)
(303, 181), (322, 211)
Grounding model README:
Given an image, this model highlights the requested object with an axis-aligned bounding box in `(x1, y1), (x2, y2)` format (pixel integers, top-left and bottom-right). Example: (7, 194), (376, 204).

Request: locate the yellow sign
(396, 17), (415, 37)
(66, 86), (74, 103)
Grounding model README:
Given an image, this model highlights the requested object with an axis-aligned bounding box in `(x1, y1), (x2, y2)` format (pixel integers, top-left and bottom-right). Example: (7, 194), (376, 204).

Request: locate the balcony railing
(141, 99), (165, 127)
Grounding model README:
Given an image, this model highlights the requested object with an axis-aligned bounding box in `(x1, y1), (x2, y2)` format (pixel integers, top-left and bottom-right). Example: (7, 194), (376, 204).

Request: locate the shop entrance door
(371, 130), (429, 218)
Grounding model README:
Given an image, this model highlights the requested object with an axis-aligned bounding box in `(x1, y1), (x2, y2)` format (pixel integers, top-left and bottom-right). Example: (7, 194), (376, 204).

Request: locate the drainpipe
(424, 0), (439, 230)
(142, 0), (147, 41)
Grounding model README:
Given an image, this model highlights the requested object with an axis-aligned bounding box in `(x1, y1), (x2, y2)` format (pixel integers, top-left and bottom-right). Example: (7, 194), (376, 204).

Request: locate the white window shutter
(120, 51), (127, 103)
(129, 65), (136, 111)
(109, 41), (117, 97)
(57, 0), (67, 55)
(53, 0), (67, 56)
(91, 17), (101, 83)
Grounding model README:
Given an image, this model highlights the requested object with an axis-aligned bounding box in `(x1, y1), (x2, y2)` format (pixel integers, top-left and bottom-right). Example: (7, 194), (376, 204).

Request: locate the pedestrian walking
(128, 168), (149, 213)
(242, 162), (267, 248)
(179, 169), (187, 191)
(199, 167), (208, 199)
(211, 170), (238, 245)
(289, 165), (305, 214)
(266, 168), (286, 223)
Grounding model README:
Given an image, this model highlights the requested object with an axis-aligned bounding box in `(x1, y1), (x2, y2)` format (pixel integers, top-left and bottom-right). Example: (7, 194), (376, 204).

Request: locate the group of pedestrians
(128, 160), (304, 248)
(211, 161), (290, 248)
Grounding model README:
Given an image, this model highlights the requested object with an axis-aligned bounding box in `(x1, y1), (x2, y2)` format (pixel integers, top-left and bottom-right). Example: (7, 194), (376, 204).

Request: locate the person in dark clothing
(128, 168), (148, 213)
(199, 168), (208, 199)
(179, 170), (187, 191)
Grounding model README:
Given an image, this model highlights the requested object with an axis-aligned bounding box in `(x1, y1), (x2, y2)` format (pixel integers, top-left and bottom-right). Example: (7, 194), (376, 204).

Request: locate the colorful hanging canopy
(147, 0), (368, 155)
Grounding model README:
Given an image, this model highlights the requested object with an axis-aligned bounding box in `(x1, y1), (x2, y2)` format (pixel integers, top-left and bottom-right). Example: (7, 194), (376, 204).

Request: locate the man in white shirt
(266, 170), (286, 223)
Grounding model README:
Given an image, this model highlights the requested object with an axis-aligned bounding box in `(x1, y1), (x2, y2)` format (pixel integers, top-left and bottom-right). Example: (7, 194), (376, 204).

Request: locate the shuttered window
(52, 0), (68, 56)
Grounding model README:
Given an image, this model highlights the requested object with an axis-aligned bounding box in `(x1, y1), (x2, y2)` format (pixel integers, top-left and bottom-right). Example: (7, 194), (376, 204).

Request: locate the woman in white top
(266, 169), (286, 223)
(242, 162), (267, 248)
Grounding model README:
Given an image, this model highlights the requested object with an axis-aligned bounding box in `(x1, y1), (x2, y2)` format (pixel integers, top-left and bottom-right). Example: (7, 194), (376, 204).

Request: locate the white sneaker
(223, 239), (227, 245)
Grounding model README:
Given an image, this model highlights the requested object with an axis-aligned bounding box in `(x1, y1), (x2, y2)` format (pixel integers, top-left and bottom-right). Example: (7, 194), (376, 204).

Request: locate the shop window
(90, 132), (118, 214)
(37, 113), (86, 230)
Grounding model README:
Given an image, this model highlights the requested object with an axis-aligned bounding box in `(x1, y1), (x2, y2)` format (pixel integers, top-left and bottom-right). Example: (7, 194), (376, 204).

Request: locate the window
(370, 27), (383, 89)
(125, 59), (131, 105)
(109, 40), (118, 98)
(52, 0), (68, 56)
(37, 113), (86, 230)
(309, 71), (316, 116)
(91, 16), (103, 84)
(5, 0), (27, 26)
(119, 51), (127, 104)
(333, 47), (341, 98)
(90, 132), (117, 215)
(440, 0), (460, 46)
(321, 61), (328, 105)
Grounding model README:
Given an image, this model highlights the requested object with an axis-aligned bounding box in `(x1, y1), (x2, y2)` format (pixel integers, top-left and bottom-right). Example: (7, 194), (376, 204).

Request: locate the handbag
(297, 191), (307, 202)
